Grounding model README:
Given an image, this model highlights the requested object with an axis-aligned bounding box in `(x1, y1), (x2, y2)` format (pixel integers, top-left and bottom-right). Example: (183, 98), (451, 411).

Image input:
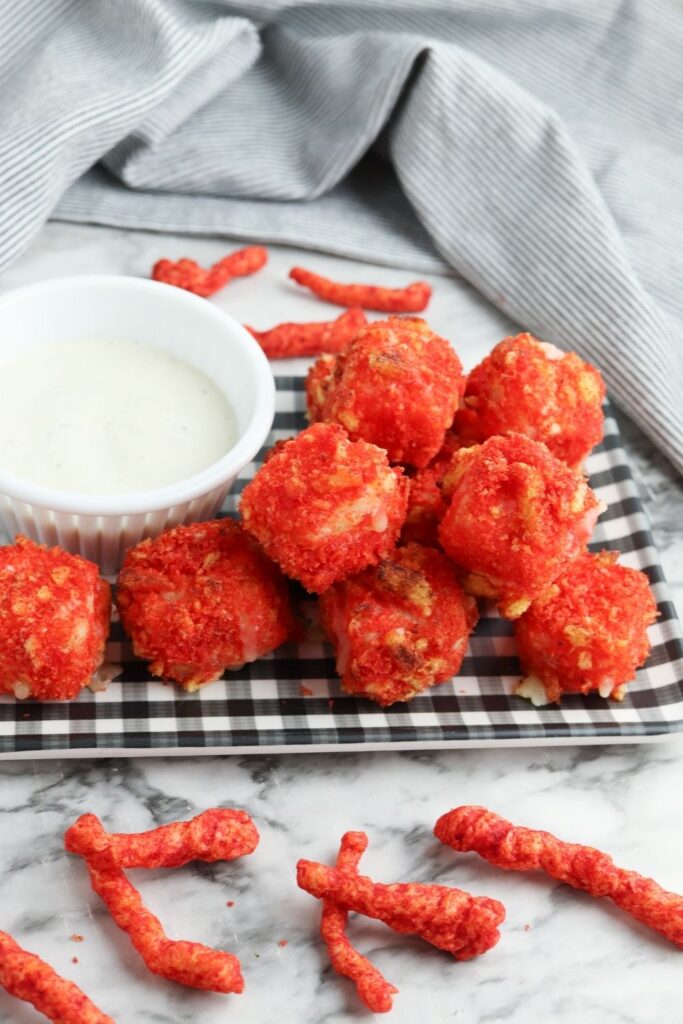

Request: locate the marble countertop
(0, 222), (682, 1024)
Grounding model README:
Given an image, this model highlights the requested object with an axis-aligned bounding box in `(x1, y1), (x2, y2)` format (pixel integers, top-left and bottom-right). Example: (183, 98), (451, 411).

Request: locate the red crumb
(278, 939), (288, 948)
(71, 956), (79, 964)
(515, 550), (657, 703)
(435, 806), (683, 950)
(0, 536), (111, 702)
(69, 935), (84, 943)
(299, 685), (313, 697)
(289, 267), (431, 312)
(240, 423), (409, 593)
(310, 317), (465, 468)
(320, 544), (478, 706)
(455, 333), (605, 467)
(247, 308), (367, 359)
(438, 434), (603, 618)
(523, 924), (531, 932)
(152, 246), (267, 298)
(226, 901), (235, 908)
(117, 519), (295, 690)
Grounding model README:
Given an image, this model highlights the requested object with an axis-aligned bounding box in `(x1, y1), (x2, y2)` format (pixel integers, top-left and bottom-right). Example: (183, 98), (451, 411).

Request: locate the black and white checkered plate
(1, 377), (682, 756)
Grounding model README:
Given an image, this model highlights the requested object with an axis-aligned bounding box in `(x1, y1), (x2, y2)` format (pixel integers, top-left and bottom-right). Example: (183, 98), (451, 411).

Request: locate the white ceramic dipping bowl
(0, 275), (275, 573)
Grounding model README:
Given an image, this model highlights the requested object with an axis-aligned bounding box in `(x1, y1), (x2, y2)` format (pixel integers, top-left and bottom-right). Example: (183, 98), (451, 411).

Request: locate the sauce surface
(0, 339), (237, 494)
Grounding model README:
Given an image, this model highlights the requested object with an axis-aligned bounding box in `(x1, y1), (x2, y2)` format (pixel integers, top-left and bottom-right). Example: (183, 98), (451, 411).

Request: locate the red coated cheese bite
(0, 535), (111, 701)
(438, 434), (604, 618)
(514, 549), (657, 705)
(319, 543), (478, 706)
(240, 423), (409, 593)
(116, 519), (295, 691)
(454, 333), (605, 467)
(401, 430), (469, 547)
(307, 317), (465, 468)
(305, 352), (336, 424)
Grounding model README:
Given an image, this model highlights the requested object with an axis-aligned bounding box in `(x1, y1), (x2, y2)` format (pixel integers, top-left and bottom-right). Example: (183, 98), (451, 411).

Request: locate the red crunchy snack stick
(65, 812), (252, 993)
(320, 832), (398, 1013)
(152, 245), (267, 298)
(435, 806), (683, 950)
(290, 266), (431, 312)
(246, 308), (367, 359)
(0, 929), (113, 1023)
(65, 809), (258, 868)
(297, 860), (504, 960)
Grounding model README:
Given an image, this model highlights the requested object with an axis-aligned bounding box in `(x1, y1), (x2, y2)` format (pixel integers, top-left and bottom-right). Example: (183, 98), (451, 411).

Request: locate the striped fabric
(1, 1), (682, 471)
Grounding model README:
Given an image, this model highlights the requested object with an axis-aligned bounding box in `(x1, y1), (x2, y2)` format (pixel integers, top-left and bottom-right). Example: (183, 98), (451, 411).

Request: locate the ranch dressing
(0, 339), (237, 494)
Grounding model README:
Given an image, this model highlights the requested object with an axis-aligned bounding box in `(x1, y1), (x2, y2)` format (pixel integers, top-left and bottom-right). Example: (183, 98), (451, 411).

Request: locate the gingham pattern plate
(1, 377), (682, 756)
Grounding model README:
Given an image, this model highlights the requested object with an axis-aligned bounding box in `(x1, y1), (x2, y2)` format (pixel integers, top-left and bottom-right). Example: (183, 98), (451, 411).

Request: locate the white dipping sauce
(0, 339), (237, 494)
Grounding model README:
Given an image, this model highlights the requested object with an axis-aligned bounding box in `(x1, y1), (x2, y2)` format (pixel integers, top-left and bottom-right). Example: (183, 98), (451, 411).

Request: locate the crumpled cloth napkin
(1, 0), (681, 472)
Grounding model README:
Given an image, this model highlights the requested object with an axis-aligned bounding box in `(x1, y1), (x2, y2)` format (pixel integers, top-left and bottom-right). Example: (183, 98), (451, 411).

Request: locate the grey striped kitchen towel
(1, 1), (682, 473)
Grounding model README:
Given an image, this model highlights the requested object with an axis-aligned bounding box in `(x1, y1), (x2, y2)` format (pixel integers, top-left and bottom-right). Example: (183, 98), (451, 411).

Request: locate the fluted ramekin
(0, 275), (275, 573)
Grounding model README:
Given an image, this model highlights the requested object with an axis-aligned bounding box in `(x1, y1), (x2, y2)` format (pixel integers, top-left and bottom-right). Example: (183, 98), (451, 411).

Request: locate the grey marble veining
(0, 222), (681, 1023)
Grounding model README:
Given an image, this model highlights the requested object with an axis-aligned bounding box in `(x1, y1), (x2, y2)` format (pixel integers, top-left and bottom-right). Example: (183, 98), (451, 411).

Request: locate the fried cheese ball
(438, 434), (604, 619)
(401, 431), (470, 547)
(305, 352), (336, 423)
(310, 317), (465, 468)
(117, 519), (295, 691)
(454, 333), (605, 467)
(514, 550), (657, 705)
(240, 423), (409, 593)
(0, 536), (111, 701)
(319, 543), (478, 706)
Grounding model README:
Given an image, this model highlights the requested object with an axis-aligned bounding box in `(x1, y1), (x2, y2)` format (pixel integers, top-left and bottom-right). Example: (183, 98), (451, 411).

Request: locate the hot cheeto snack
(64, 809), (258, 868)
(310, 317), (465, 468)
(117, 519), (295, 690)
(435, 806), (683, 950)
(320, 832), (398, 1013)
(438, 434), (604, 618)
(65, 811), (256, 993)
(515, 550), (657, 705)
(152, 246), (267, 298)
(454, 333), (605, 467)
(240, 423), (409, 593)
(298, 859), (505, 960)
(289, 266), (431, 312)
(246, 308), (367, 359)
(0, 536), (112, 701)
(0, 930), (114, 1023)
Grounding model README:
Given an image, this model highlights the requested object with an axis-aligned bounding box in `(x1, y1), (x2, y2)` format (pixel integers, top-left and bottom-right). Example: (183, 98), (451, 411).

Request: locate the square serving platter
(1, 375), (682, 757)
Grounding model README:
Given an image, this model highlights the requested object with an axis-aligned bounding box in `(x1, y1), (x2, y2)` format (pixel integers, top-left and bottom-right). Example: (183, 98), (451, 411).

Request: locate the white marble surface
(0, 222), (682, 1023)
